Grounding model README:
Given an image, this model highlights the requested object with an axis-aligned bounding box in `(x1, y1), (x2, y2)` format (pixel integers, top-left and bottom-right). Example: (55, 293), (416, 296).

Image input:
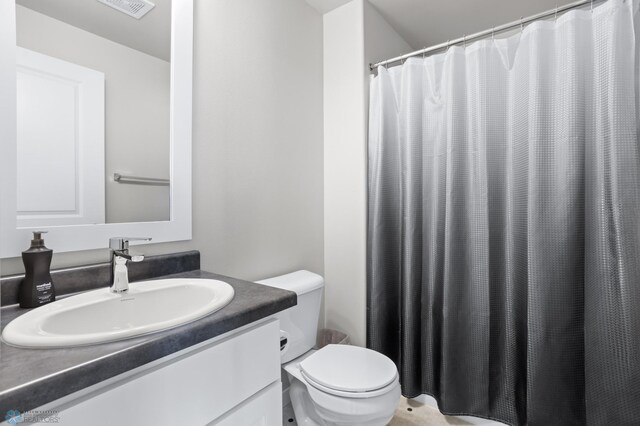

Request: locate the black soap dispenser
(19, 231), (55, 308)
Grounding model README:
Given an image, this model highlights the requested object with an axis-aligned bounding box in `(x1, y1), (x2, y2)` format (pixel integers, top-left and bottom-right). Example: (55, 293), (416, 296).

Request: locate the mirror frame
(0, 0), (193, 258)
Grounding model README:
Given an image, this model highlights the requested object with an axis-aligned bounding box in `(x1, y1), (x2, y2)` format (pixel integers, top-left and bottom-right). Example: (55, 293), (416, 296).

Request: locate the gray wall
(2, 0), (324, 283)
(188, 0), (324, 280)
(322, 0), (411, 346)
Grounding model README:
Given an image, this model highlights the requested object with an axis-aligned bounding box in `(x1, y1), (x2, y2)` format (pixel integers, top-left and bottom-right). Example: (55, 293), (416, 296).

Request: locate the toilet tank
(256, 270), (324, 363)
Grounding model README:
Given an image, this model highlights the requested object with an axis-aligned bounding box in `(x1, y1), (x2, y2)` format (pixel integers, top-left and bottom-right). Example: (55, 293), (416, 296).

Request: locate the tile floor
(390, 398), (471, 425)
(282, 398), (473, 426)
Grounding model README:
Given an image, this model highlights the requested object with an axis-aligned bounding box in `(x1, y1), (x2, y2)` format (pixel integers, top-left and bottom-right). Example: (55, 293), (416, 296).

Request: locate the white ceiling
(17, 0), (587, 63)
(303, 0), (581, 50)
(304, 0), (351, 14)
(305, 0), (351, 15)
(366, 0), (579, 49)
(16, 0), (171, 61)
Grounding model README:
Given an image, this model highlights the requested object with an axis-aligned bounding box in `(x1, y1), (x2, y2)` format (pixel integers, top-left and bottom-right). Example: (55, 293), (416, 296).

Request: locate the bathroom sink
(2, 278), (235, 348)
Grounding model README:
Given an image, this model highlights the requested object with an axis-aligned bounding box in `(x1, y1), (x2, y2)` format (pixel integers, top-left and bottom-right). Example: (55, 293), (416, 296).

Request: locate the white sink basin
(2, 278), (235, 348)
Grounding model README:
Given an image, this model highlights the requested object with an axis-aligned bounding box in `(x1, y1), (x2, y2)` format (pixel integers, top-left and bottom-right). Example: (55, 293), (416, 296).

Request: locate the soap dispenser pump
(19, 231), (55, 308)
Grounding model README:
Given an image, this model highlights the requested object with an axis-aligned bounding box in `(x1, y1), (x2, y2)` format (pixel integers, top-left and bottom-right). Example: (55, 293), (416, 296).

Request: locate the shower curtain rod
(370, 0), (603, 71)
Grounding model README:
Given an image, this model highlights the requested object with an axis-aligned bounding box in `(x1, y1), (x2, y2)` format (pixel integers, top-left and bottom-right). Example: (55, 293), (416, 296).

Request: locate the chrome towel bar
(113, 173), (170, 186)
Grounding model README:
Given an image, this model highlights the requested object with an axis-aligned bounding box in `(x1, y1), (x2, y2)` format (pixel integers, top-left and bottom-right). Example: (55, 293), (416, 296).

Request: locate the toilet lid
(300, 345), (398, 393)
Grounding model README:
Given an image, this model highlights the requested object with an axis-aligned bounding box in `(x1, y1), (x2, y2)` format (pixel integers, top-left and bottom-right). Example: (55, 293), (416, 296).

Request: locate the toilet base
(289, 378), (399, 426)
(284, 352), (401, 426)
(289, 379), (326, 426)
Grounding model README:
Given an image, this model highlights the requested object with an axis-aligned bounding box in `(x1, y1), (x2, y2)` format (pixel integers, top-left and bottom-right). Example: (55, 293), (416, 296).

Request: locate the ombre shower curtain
(367, 1), (640, 425)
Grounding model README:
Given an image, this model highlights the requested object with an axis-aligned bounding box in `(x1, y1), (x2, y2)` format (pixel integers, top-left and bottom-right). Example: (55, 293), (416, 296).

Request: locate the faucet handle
(109, 237), (152, 250)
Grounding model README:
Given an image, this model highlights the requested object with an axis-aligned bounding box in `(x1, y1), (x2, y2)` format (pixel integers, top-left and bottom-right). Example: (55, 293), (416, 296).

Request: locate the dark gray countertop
(0, 270), (296, 414)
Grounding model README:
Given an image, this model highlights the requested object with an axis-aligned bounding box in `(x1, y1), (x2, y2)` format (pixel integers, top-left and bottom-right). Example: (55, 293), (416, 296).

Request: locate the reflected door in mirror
(17, 47), (105, 228)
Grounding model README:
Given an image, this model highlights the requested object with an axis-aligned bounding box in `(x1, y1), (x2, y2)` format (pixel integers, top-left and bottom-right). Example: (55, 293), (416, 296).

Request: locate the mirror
(16, 0), (171, 226)
(0, 0), (192, 257)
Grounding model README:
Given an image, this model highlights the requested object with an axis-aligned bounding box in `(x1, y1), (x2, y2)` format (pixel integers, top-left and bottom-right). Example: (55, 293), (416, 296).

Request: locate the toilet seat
(302, 370), (399, 399)
(299, 345), (399, 398)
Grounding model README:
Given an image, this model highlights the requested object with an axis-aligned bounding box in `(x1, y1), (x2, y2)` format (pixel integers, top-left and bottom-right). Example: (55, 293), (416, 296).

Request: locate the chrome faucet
(109, 237), (151, 293)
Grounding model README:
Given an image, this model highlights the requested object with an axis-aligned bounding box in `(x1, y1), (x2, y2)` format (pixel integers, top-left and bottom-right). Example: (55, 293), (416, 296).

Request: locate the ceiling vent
(97, 0), (156, 19)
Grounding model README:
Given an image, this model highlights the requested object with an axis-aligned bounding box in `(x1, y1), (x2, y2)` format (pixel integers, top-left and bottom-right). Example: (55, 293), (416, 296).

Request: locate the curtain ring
(591, 0), (594, 12)
(463, 34), (466, 48)
(446, 39), (450, 52)
(422, 47), (426, 59)
(492, 27), (495, 40)
(520, 17), (524, 33)
(555, 5), (558, 21)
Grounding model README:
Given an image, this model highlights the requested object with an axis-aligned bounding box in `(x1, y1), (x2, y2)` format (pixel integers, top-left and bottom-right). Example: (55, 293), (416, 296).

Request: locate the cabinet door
(212, 382), (282, 426)
(49, 320), (281, 426)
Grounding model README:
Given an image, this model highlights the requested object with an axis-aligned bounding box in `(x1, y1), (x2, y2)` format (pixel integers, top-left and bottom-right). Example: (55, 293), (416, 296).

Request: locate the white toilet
(257, 271), (401, 426)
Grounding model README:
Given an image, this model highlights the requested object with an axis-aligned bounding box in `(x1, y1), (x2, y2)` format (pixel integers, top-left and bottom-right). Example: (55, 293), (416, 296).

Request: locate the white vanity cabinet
(34, 319), (282, 426)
